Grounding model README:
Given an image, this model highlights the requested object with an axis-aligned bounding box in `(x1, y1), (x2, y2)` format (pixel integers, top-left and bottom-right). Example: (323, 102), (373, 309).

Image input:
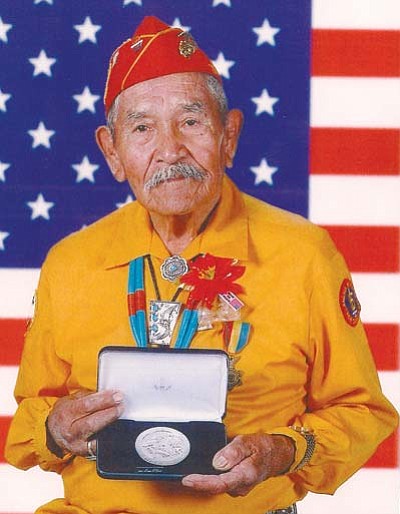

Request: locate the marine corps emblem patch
(339, 278), (361, 327)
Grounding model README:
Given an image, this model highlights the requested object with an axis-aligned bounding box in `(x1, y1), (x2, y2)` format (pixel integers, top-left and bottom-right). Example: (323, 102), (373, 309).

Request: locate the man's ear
(223, 109), (243, 169)
(95, 126), (126, 183)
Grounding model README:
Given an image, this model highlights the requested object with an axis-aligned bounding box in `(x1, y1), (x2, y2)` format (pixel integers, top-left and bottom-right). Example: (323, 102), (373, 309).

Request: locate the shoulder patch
(339, 279), (361, 327)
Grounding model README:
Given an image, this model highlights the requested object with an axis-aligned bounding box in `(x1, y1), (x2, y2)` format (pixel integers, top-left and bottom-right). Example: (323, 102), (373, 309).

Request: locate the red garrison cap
(104, 16), (222, 114)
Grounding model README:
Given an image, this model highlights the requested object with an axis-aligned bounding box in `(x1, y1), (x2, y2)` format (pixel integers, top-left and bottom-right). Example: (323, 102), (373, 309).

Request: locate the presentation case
(96, 346), (229, 480)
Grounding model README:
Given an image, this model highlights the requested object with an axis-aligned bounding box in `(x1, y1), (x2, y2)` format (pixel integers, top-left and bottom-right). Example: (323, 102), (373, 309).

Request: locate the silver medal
(135, 427), (191, 466)
(149, 301), (181, 346)
(160, 255), (188, 282)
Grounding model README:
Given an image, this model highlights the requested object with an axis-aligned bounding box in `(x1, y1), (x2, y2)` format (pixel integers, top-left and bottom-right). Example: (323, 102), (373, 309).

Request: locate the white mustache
(144, 163), (206, 191)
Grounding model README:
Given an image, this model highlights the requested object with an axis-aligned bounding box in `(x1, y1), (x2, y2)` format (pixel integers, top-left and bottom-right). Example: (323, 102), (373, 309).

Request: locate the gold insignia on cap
(178, 33), (197, 58)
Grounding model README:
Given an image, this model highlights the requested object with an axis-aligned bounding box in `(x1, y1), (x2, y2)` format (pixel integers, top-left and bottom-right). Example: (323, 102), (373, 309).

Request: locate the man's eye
(185, 119), (198, 127)
(134, 124), (148, 133)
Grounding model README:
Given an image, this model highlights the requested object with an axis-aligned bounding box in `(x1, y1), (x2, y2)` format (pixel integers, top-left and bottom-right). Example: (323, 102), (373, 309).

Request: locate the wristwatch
(290, 425), (316, 470)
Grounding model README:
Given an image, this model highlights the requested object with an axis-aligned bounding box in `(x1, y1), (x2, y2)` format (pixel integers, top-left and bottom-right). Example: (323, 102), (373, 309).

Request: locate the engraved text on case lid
(135, 427), (191, 466)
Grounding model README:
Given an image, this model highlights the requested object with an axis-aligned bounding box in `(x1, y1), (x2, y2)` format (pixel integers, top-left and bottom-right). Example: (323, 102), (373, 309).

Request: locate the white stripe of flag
(303, 468), (400, 514)
(311, 78), (400, 129)
(312, 0), (400, 29)
(309, 176), (400, 226)
(352, 273), (400, 324)
(0, 268), (39, 318)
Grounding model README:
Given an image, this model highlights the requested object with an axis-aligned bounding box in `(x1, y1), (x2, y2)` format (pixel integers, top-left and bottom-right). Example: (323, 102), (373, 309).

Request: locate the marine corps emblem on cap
(339, 278), (361, 327)
(178, 33), (197, 58)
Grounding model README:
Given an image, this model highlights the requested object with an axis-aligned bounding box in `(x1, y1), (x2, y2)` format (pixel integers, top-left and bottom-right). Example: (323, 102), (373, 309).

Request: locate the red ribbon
(180, 253), (245, 309)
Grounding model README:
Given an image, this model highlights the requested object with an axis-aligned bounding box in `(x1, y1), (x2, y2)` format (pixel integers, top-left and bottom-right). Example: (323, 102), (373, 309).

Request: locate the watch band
(290, 425), (316, 470)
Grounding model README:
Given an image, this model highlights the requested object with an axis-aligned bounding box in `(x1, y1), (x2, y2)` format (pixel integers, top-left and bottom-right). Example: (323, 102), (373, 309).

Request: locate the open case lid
(97, 347), (229, 423)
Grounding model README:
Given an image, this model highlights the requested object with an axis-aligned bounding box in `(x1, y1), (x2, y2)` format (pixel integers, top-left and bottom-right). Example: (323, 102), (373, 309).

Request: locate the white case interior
(98, 349), (228, 423)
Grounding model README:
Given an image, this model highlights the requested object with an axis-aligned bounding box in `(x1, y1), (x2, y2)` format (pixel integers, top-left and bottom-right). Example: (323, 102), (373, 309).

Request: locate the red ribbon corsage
(180, 253), (245, 309)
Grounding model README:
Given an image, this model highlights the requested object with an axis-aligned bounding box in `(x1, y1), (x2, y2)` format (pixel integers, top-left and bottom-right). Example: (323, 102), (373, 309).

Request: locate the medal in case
(134, 427), (191, 466)
(96, 347), (229, 480)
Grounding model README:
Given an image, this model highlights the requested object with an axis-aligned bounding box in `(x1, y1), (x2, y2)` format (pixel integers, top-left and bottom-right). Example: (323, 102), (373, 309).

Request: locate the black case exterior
(97, 420), (226, 480)
(96, 347), (228, 480)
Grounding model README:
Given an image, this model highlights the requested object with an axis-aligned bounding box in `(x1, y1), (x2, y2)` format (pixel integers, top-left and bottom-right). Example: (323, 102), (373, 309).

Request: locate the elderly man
(5, 15), (398, 514)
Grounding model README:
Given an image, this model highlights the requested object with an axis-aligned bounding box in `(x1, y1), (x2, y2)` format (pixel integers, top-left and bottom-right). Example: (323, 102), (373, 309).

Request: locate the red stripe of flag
(365, 324), (399, 371)
(312, 30), (400, 77)
(0, 416), (11, 462)
(310, 128), (400, 176)
(0, 319), (26, 365)
(323, 226), (400, 273)
(365, 431), (398, 468)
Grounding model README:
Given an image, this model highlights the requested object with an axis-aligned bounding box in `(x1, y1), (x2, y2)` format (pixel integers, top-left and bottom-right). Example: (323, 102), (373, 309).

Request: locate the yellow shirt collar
(104, 175), (249, 269)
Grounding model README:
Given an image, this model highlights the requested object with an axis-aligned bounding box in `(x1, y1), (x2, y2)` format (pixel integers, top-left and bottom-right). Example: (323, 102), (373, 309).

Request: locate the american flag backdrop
(0, 1), (399, 513)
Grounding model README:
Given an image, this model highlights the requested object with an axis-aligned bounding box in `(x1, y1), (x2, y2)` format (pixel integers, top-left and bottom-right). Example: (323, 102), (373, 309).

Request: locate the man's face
(97, 73), (242, 217)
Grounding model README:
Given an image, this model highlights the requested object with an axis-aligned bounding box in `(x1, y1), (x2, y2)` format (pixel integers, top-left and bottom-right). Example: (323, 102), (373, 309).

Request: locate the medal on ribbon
(223, 320), (251, 390)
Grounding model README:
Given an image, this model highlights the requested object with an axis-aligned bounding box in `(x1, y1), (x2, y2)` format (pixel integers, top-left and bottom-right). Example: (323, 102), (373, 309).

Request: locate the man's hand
(182, 433), (295, 497)
(46, 390), (124, 456)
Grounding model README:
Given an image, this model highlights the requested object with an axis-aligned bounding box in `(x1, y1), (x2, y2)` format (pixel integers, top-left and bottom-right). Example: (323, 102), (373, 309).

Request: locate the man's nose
(155, 124), (188, 164)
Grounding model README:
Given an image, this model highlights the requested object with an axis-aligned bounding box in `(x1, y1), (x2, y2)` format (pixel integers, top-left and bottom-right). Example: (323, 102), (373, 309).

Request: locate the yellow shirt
(6, 177), (398, 514)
